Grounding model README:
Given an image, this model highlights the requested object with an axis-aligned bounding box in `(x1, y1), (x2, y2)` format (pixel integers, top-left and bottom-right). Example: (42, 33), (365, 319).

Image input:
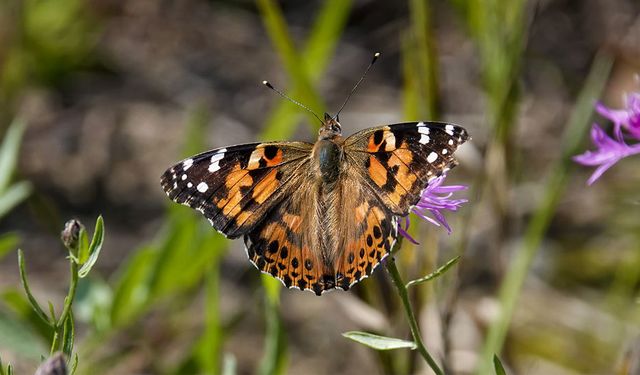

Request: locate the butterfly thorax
(315, 113), (345, 184)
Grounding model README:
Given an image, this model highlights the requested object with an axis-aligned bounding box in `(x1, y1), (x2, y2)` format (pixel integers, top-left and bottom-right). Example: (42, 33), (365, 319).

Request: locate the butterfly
(161, 112), (469, 295)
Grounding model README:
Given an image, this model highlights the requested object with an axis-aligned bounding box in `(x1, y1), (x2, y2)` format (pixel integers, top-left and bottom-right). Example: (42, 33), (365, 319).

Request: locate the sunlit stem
(385, 255), (443, 375)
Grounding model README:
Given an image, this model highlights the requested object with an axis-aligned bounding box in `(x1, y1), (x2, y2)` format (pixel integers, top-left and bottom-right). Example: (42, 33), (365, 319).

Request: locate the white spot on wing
(427, 152), (438, 163)
(181, 174), (187, 180)
(211, 152), (225, 163)
(187, 182), (193, 188)
(448, 139), (454, 145)
(418, 126), (430, 135)
(419, 134), (430, 144)
(197, 182), (209, 193)
(442, 149), (448, 154)
(183, 158), (194, 170)
(209, 149), (226, 172)
(445, 124), (454, 136)
(209, 161), (221, 172)
(384, 131), (397, 151)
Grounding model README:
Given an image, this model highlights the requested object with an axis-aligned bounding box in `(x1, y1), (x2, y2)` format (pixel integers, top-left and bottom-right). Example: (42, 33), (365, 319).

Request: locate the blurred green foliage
(0, 0), (98, 106)
(0, 0), (637, 374)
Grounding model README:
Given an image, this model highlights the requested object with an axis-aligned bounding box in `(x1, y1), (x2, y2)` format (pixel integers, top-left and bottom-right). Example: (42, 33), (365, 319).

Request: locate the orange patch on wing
(388, 153), (416, 192)
(235, 210), (253, 227)
(247, 147), (284, 169)
(216, 164), (254, 216)
(265, 148), (283, 166)
(368, 156), (387, 187)
(354, 201), (370, 222)
(282, 212), (302, 233)
(251, 169), (280, 204)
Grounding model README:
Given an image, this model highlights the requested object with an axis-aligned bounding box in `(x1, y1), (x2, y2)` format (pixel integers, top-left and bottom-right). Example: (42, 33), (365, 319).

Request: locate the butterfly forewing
(344, 122), (469, 215)
(161, 142), (313, 238)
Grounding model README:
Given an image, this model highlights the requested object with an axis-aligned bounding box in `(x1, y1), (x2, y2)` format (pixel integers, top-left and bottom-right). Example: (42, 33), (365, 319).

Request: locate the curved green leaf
(78, 216), (104, 278)
(342, 331), (417, 351)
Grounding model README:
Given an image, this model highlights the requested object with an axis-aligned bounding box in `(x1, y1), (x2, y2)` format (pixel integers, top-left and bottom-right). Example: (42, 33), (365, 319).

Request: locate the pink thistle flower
(574, 87), (640, 185)
(573, 125), (640, 185)
(398, 174), (468, 243)
(595, 91), (640, 141)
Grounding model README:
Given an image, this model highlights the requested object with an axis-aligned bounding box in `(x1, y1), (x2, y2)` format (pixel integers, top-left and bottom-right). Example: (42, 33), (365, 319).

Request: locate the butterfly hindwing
(244, 166), (399, 295)
(161, 142), (313, 238)
(344, 122), (469, 215)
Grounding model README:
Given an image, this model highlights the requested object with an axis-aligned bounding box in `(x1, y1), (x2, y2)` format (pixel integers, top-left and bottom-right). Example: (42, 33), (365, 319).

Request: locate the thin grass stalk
(261, 0), (352, 140)
(476, 52), (613, 374)
(256, 0), (326, 127)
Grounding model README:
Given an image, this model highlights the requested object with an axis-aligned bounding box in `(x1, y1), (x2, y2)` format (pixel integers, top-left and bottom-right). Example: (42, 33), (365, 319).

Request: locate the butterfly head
(318, 112), (342, 140)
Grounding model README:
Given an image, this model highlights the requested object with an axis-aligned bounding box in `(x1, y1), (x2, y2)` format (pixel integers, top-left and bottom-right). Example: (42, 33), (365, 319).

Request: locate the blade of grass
(476, 52), (613, 374)
(256, 0), (329, 138)
(196, 259), (223, 374)
(0, 119), (25, 193)
(260, 0), (351, 140)
(258, 275), (288, 375)
(0, 233), (18, 260)
(407, 0), (439, 119)
(0, 181), (32, 219)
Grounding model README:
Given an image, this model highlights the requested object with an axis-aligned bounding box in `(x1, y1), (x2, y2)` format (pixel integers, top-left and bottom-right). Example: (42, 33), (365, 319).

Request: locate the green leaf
(0, 181), (32, 219)
(69, 353), (78, 375)
(405, 256), (461, 288)
(0, 233), (19, 261)
(61, 311), (74, 357)
(18, 249), (51, 325)
(78, 216), (104, 277)
(342, 331), (417, 351)
(0, 119), (26, 194)
(493, 355), (507, 375)
(47, 301), (56, 323)
(76, 226), (89, 264)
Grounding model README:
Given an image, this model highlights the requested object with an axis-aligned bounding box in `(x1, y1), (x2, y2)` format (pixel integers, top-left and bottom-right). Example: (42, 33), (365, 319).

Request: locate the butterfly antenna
(334, 52), (380, 120)
(262, 80), (324, 124)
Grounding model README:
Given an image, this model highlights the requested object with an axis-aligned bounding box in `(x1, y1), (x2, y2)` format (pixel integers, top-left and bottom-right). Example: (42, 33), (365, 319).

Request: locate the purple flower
(398, 174), (468, 243)
(595, 92), (640, 141)
(574, 88), (640, 185)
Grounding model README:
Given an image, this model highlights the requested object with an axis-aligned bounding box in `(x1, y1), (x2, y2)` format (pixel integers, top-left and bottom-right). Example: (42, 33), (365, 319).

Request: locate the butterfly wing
(161, 142), (313, 238)
(343, 121), (469, 215)
(243, 167), (399, 295)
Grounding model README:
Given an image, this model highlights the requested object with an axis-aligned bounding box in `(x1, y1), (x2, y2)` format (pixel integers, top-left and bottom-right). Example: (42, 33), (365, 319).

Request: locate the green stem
(57, 259), (78, 330)
(385, 257), (443, 375)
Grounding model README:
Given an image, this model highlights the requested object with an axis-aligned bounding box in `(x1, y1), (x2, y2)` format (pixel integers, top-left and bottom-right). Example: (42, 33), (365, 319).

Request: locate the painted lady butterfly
(161, 56), (469, 295)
